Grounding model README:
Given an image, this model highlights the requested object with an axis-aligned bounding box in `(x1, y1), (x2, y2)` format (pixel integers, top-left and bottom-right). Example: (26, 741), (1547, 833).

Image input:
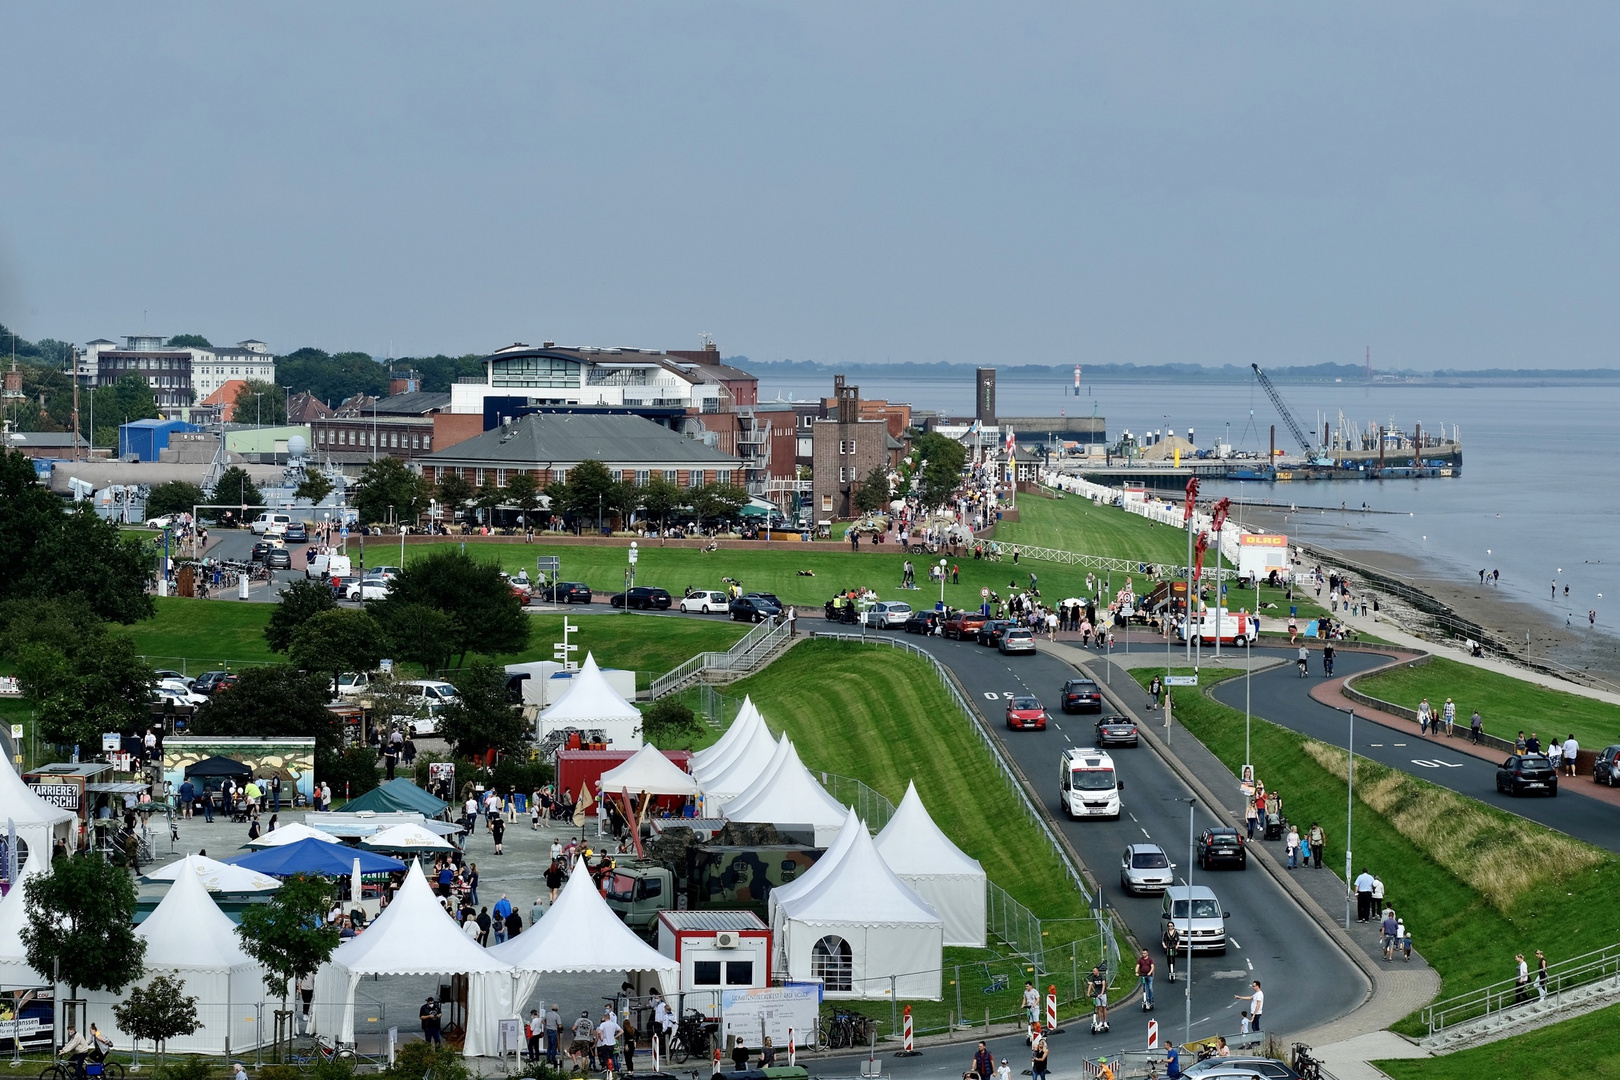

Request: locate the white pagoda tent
(536, 654), (643, 751)
(0, 749), (75, 863)
(691, 697), (763, 782)
(722, 737), (848, 845)
(86, 867), (269, 1053)
(245, 822), (342, 848)
(767, 807), (861, 930)
(873, 782), (986, 946)
(0, 847), (48, 990)
(598, 744), (700, 798)
(313, 861), (511, 1057)
(776, 819), (943, 1000)
(696, 714), (781, 810)
(147, 853), (282, 892)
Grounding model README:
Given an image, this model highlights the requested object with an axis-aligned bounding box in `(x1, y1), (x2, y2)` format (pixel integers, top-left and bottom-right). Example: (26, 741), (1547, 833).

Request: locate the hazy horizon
(3, 4), (1616, 370)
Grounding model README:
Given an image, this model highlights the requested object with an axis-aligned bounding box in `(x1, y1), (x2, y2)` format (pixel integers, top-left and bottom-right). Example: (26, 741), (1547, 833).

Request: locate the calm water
(759, 372), (1620, 631)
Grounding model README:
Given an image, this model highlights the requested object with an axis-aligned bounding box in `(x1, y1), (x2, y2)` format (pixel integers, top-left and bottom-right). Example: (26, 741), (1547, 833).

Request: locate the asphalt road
(1209, 647), (1620, 854)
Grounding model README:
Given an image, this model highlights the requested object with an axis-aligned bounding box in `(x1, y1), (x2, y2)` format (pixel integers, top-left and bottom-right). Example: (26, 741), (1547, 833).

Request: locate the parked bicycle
(1291, 1044), (1323, 1080)
(669, 1010), (713, 1064)
(287, 1036), (355, 1071)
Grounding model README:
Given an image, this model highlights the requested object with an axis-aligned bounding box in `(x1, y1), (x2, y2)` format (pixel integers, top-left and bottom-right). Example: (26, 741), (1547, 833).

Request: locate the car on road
(1060, 678), (1103, 713)
(1184, 1057), (1302, 1080)
(976, 619), (1014, 646)
(1162, 884), (1229, 953)
(999, 627), (1037, 654)
(346, 578), (392, 601)
(857, 601), (912, 628)
(745, 592), (786, 609)
(942, 611), (988, 640)
(678, 590), (730, 614)
(284, 521), (309, 543)
(1496, 754), (1558, 796)
(903, 610), (941, 635)
(250, 542), (275, 563)
(540, 581), (593, 604)
(250, 512), (292, 535)
(1060, 747), (1122, 819)
(1596, 745), (1620, 787)
(265, 548), (292, 570)
(145, 515), (175, 529)
(1005, 695), (1048, 731)
(1196, 827), (1248, 869)
(611, 587), (674, 610)
(729, 595), (781, 622)
(1120, 843), (1175, 895)
(1094, 714), (1139, 747)
(510, 584), (532, 605)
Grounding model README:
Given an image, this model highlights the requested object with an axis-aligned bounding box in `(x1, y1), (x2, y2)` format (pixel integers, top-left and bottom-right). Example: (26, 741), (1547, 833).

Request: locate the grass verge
(1377, 1001), (1620, 1080)
(1354, 655), (1620, 753)
(1136, 667), (1620, 1036)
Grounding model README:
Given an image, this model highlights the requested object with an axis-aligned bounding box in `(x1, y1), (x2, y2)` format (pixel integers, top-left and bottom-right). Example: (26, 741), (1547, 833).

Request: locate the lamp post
(627, 542), (639, 615)
(1345, 708), (1356, 929)
(1176, 797), (1197, 1048)
(938, 559), (948, 609)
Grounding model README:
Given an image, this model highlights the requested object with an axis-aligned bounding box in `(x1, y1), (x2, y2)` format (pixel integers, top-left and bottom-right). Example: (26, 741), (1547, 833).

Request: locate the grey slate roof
(373, 392), (451, 416)
(422, 411), (741, 468)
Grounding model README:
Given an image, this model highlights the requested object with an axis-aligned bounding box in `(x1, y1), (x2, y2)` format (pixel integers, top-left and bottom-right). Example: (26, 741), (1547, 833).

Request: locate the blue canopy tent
(229, 838), (407, 877)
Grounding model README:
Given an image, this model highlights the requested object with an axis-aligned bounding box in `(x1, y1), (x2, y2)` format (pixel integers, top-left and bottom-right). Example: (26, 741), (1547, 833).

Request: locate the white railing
(648, 615), (793, 699)
(1040, 470), (1245, 563)
(1423, 942), (1620, 1035)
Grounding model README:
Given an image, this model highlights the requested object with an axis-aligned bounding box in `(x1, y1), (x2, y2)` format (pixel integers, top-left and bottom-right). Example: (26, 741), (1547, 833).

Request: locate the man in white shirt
(1353, 869), (1375, 922)
(1233, 981), (1264, 1031)
(1564, 735), (1580, 777)
(595, 1010), (622, 1073)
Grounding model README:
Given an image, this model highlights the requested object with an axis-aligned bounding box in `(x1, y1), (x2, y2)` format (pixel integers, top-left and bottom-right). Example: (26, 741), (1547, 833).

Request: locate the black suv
(1196, 827), (1247, 869)
(903, 611), (941, 635)
(1596, 745), (1620, 787)
(1060, 678), (1103, 713)
(1496, 754), (1558, 797)
(541, 581), (593, 604)
(729, 595), (782, 622)
(977, 619), (1014, 646)
(610, 587), (673, 610)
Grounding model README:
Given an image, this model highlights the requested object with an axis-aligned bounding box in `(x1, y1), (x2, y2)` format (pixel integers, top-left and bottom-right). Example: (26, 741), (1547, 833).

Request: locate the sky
(2, 3), (1617, 370)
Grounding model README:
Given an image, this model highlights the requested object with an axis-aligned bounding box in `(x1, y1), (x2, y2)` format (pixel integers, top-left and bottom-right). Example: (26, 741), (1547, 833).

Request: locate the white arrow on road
(1412, 759), (1465, 769)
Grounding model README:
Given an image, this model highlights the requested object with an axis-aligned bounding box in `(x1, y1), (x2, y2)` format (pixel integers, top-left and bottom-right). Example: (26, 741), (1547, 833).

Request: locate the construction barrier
(1046, 985), (1060, 1034)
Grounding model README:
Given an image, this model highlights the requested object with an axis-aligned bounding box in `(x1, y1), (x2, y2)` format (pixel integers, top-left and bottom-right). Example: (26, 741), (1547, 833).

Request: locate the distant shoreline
(747, 361), (1620, 385)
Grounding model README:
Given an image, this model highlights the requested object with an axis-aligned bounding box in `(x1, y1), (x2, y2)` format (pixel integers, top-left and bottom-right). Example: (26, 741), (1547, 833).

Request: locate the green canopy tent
(339, 778), (449, 818)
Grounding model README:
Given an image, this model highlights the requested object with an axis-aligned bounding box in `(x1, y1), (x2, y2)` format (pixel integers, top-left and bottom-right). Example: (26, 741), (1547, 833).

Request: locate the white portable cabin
(652, 910), (773, 1006)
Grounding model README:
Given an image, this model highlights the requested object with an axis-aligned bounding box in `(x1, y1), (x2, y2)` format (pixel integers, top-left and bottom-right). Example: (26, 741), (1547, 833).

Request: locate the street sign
(1164, 675), (1198, 687)
(9, 725), (21, 742)
(537, 556), (561, 572)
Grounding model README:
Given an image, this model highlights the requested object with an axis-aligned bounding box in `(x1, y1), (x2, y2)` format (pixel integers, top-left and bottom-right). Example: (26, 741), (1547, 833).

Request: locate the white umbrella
(360, 823), (455, 852)
(148, 853), (282, 892)
(245, 822), (343, 848)
(351, 857), (363, 904)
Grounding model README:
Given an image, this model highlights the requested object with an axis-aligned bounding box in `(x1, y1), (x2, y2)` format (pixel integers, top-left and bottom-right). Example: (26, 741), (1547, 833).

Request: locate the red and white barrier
(1046, 985), (1060, 1033)
(1147, 1019), (1159, 1050)
(788, 1028), (796, 1067)
(903, 1006), (914, 1052)
(896, 1004), (921, 1056)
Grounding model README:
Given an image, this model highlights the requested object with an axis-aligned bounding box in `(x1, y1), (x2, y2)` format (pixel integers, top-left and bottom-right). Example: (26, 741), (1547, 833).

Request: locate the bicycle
(984, 973), (1010, 994)
(1291, 1044), (1323, 1080)
(41, 1058), (125, 1080)
(287, 1036), (356, 1070)
(669, 1010), (711, 1064)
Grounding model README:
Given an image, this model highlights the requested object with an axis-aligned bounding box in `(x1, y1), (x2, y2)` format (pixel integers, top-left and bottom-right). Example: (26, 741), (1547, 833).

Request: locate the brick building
(810, 377), (903, 520)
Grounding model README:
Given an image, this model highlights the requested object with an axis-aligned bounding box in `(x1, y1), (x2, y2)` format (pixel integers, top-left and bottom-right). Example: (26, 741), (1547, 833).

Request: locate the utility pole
(71, 347), (83, 460)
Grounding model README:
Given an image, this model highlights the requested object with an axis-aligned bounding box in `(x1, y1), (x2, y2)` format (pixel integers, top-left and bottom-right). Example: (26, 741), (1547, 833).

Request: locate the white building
(448, 342), (730, 416)
(82, 335), (275, 407)
(189, 339), (275, 401)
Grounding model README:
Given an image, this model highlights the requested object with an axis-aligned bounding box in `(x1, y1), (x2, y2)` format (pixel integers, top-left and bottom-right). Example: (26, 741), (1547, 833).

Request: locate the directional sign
(1164, 675), (1199, 687)
(537, 556), (561, 572)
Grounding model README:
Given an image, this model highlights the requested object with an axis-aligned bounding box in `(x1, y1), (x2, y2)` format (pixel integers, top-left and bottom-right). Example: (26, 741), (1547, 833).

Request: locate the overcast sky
(2, 3), (1615, 369)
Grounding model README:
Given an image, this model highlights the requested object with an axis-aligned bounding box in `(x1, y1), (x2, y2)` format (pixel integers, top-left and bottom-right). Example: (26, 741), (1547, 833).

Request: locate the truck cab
(1060, 747), (1123, 819)
(604, 863), (675, 937)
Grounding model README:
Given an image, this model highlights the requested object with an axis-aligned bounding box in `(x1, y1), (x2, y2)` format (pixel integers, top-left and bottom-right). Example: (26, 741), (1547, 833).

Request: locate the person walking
(545, 1003), (563, 1066)
(420, 997), (443, 1046)
(1245, 795), (1259, 841)
(1470, 709), (1484, 745)
(1233, 981), (1264, 1031)
(1372, 873), (1386, 913)
(1150, 674), (1163, 709)
(1309, 822), (1325, 869)
(1417, 697), (1432, 737)
(1298, 829), (1312, 869)
(1564, 734), (1580, 777)
(972, 1041), (994, 1080)
(1030, 1035), (1049, 1080)
(1443, 697), (1457, 736)
(526, 1009), (543, 1063)
(492, 815), (506, 855)
(1536, 950), (1550, 1002)
(1514, 954), (1530, 1004)
(569, 1011), (595, 1072)
(1381, 909), (1399, 960)
(1353, 868), (1375, 922)
(1285, 825), (1300, 869)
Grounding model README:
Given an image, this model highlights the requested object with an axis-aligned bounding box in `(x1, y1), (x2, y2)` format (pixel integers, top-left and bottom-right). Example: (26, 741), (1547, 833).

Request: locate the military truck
(604, 827), (823, 936)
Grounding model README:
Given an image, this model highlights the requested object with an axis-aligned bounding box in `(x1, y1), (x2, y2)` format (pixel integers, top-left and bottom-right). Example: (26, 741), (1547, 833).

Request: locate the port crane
(1251, 363), (1333, 465)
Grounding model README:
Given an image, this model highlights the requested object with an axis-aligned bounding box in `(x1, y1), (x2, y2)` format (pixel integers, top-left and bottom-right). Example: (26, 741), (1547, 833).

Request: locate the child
(1239, 1011), (1251, 1037)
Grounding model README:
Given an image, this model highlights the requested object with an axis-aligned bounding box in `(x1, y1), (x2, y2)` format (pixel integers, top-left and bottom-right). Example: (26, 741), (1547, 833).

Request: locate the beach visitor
(1443, 698), (1456, 736)
(1564, 734), (1579, 777)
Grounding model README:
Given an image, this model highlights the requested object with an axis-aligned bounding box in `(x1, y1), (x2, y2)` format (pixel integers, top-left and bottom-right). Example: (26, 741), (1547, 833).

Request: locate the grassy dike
(1376, 1001), (1620, 1080)
(1136, 667), (1620, 1036)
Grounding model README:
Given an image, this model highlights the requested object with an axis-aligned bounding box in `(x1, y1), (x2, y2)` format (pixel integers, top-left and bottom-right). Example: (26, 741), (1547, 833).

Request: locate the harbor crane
(1251, 363), (1333, 465)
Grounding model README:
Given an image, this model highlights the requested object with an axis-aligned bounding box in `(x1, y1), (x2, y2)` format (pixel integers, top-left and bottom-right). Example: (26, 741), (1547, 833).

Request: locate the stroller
(1264, 809), (1288, 842)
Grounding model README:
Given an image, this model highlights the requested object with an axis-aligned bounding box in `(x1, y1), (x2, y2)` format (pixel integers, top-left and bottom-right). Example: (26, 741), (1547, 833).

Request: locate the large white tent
(313, 862), (510, 1057)
(722, 737), (848, 845)
(767, 806), (861, 931)
(148, 853), (282, 892)
(245, 822), (342, 848)
(691, 697), (763, 782)
(86, 866), (269, 1053)
(489, 857), (677, 1012)
(0, 749), (75, 863)
(0, 847), (48, 990)
(599, 744), (700, 798)
(777, 822), (943, 1000)
(536, 654), (643, 751)
(873, 782), (986, 947)
(696, 713), (781, 810)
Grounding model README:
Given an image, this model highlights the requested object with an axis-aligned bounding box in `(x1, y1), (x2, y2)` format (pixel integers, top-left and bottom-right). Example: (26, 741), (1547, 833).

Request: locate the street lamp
(1345, 707), (1356, 929)
(626, 542), (639, 615)
(938, 559), (948, 609)
(1176, 796), (1197, 1047)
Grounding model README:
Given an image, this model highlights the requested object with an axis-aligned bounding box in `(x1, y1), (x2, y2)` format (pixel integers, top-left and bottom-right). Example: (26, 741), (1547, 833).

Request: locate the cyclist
(1322, 643), (1336, 677)
(1297, 645), (1309, 677)
(59, 1027), (93, 1073)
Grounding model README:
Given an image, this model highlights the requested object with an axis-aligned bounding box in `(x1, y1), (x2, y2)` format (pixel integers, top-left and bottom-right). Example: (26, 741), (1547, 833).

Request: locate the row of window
(104, 357), (189, 371)
(314, 427), (431, 451)
(427, 465), (730, 487)
(837, 440), (859, 455)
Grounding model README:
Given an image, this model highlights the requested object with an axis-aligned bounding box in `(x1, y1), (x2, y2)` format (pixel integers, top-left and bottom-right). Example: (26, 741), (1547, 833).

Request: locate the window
(555, 469), (568, 486)
(490, 354), (582, 389)
(821, 495), (833, 512)
(611, 470), (623, 483)
(839, 467), (849, 483)
(412, 434), (421, 450)
(689, 471), (704, 489)
(423, 436), (431, 451)
(717, 470), (731, 485)
(801, 415), (812, 428)
(635, 470), (649, 487)
(340, 430), (348, 446)
(475, 469), (486, 486)
(497, 469), (508, 486)
(797, 437), (812, 457)
(724, 960), (755, 985)
(811, 935), (852, 992)
(664, 469), (678, 484)
(389, 432), (398, 448)
(692, 961), (722, 987)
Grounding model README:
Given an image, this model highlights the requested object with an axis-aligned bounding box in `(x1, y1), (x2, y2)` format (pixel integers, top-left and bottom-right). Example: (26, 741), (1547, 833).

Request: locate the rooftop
(421, 411), (741, 467)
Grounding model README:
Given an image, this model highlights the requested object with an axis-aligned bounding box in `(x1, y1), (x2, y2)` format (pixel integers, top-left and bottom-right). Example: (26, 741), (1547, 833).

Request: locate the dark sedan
(976, 619), (1015, 646)
(265, 548), (292, 570)
(1596, 745), (1620, 787)
(1196, 827), (1247, 869)
(1060, 678), (1103, 714)
(729, 595), (781, 622)
(1094, 714), (1139, 748)
(1497, 754), (1558, 796)
(540, 581), (594, 604)
(610, 587), (674, 610)
(249, 541), (275, 563)
(903, 611), (941, 635)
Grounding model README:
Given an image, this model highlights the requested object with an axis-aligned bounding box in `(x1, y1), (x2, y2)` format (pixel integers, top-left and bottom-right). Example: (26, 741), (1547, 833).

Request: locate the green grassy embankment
(1377, 1001), (1620, 1080)
(1354, 656), (1620, 754)
(1140, 667), (1620, 1036)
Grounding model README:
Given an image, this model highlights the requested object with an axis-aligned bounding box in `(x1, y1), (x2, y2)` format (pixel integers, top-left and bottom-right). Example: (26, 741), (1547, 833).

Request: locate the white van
(1059, 747), (1123, 819)
(1161, 885), (1229, 954)
(1177, 608), (1259, 646)
(251, 512), (292, 535)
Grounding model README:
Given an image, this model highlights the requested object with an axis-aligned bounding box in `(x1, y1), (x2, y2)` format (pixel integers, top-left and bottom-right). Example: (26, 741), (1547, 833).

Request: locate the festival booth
(694, 709), (780, 812)
(872, 782), (986, 947)
(490, 857), (678, 1016)
(535, 654), (644, 753)
(361, 823), (456, 853)
(722, 737), (848, 846)
(1, 747), (77, 865)
(147, 853), (282, 892)
(776, 821), (943, 1000)
(337, 779), (449, 818)
(597, 744), (701, 820)
(690, 698), (763, 782)
(0, 848), (48, 991)
(313, 862), (510, 1057)
(86, 868), (269, 1054)
(245, 822), (343, 848)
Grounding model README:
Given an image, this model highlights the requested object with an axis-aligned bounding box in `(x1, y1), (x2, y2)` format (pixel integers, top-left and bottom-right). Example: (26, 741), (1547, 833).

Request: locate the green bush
(315, 745), (381, 800)
(153, 1059), (215, 1080)
(385, 1041), (472, 1080)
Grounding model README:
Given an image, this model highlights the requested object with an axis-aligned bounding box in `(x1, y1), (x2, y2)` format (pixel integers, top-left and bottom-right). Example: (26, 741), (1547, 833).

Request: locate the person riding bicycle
(60, 1027), (93, 1072)
(1297, 645), (1309, 676)
(1322, 643), (1335, 677)
(87, 1025), (112, 1064)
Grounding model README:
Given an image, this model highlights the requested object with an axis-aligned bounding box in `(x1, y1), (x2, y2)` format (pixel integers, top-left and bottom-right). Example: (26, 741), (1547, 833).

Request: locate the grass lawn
(121, 598), (280, 670)
(1137, 667), (1620, 1036)
(1377, 1002), (1620, 1080)
(502, 614), (747, 687)
(992, 489), (1192, 565)
(1354, 656), (1620, 753)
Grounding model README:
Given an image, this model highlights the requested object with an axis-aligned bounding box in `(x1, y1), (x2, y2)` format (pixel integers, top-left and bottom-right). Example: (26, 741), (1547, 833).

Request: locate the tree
(641, 698), (703, 747)
(166, 334), (212, 349)
(289, 610), (386, 697)
(233, 379), (288, 426)
(190, 665), (346, 753)
(294, 471), (334, 505)
(692, 482), (749, 523)
(265, 579), (339, 653)
(559, 460), (615, 528)
(378, 603), (458, 673)
(21, 852), (148, 1002)
(504, 472), (541, 527)
(9, 611), (155, 749)
(639, 476), (685, 534)
(144, 481), (207, 521)
(212, 465), (264, 513)
(93, 374), (160, 435)
(436, 473), (475, 518)
(853, 467), (892, 514)
(276, 348), (389, 406)
(353, 456), (428, 525)
(236, 873), (340, 1015)
(472, 478), (505, 525)
(606, 480), (642, 529)
(112, 973), (200, 1063)
(435, 658), (530, 757)
(369, 550), (529, 665)
(911, 431), (968, 507)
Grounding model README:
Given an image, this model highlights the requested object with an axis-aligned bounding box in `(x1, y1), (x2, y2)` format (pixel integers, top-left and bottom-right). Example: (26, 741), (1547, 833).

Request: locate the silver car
(1120, 843), (1175, 895)
(999, 627), (1037, 654)
(859, 601), (913, 628)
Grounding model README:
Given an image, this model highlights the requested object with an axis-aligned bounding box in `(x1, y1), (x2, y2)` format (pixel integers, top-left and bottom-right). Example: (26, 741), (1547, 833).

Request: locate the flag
(966, 420), (981, 436)
(1004, 427), (1016, 457)
(571, 782), (595, 828)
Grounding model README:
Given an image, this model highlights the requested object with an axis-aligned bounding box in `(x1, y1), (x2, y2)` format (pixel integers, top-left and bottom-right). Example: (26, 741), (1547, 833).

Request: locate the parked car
(1005, 695), (1048, 731)
(858, 601), (912, 628)
(942, 611), (988, 640)
(729, 595), (781, 622)
(265, 548), (292, 570)
(1196, 826), (1247, 870)
(336, 672), (371, 697)
(346, 578), (392, 601)
(1595, 745), (1620, 787)
(745, 592), (786, 608)
(610, 587), (674, 610)
(976, 619), (1015, 646)
(152, 669), (192, 688)
(999, 627), (1037, 654)
(1094, 714), (1139, 748)
(1120, 843), (1175, 895)
(145, 515), (175, 529)
(284, 521), (309, 543)
(678, 590), (730, 614)
(540, 581), (593, 604)
(192, 670), (231, 695)
(1060, 678), (1103, 713)
(1496, 754), (1558, 797)
(1184, 1058), (1302, 1080)
(903, 610), (942, 635)
(152, 678), (206, 707)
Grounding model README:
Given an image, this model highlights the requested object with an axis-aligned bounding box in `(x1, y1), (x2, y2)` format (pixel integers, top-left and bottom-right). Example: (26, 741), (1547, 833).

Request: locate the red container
(555, 749), (694, 813)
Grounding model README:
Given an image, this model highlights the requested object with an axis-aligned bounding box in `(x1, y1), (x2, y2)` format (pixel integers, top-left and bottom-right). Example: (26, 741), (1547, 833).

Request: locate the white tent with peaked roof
(148, 853), (282, 892)
(0, 749), (75, 864)
(598, 744), (700, 797)
(536, 653), (643, 751)
(699, 718), (783, 809)
(873, 782), (986, 946)
(0, 846), (48, 989)
(245, 822), (342, 848)
(776, 821), (943, 999)
(85, 866), (269, 1052)
(313, 861), (511, 1057)
(767, 806), (860, 930)
(722, 737), (847, 845)
(691, 697), (762, 781)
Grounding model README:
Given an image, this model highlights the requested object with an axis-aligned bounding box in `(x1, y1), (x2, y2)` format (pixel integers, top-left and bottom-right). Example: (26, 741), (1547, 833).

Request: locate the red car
(944, 612), (989, 640)
(510, 584), (532, 606)
(1005, 695), (1048, 731)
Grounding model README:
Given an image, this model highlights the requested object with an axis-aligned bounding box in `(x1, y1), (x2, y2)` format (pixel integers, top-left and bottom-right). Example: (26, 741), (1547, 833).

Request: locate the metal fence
(649, 615), (794, 699)
(1422, 941), (1620, 1036)
(818, 772), (898, 832)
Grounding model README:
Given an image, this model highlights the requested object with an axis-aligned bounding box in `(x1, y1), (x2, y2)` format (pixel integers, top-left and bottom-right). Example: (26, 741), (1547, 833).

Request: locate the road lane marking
(1246, 958), (1254, 971)
(1141, 828), (1151, 839)
(1412, 759), (1465, 769)
(1229, 938), (1241, 950)
(1128, 814), (1138, 822)
(983, 692), (999, 701)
